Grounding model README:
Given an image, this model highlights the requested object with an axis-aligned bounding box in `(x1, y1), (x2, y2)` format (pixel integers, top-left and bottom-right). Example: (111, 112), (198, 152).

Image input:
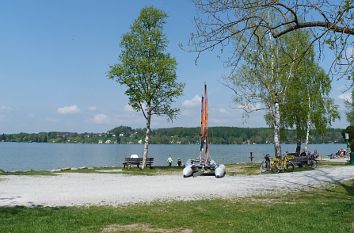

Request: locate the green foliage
(228, 28), (339, 153)
(0, 180), (353, 233)
(345, 73), (354, 125)
(280, 30), (339, 138)
(108, 6), (184, 121)
(344, 125), (354, 151)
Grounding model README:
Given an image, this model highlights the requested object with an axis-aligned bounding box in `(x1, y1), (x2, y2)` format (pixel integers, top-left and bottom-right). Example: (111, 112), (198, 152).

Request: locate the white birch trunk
(273, 101), (281, 157)
(304, 91), (311, 152)
(304, 117), (311, 152)
(142, 109), (152, 169)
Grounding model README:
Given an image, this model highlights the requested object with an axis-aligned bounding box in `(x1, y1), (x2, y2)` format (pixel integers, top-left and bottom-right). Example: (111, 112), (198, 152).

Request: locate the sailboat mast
(204, 84), (209, 162)
(199, 95), (205, 161)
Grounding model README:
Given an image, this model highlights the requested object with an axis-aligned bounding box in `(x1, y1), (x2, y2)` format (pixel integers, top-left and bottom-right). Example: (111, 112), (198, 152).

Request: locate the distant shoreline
(0, 141), (347, 145)
(0, 126), (346, 145)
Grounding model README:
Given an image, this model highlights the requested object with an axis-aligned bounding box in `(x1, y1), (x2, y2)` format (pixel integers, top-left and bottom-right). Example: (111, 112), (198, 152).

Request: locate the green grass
(226, 163), (260, 175)
(318, 160), (351, 166)
(57, 166), (183, 176)
(0, 170), (55, 176)
(0, 180), (353, 233)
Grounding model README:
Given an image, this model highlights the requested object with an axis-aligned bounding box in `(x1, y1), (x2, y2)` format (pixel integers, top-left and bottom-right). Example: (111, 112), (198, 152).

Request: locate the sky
(0, 0), (351, 133)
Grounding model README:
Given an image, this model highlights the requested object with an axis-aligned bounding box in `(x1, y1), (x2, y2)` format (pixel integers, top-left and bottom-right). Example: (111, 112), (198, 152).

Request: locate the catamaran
(183, 84), (226, 178)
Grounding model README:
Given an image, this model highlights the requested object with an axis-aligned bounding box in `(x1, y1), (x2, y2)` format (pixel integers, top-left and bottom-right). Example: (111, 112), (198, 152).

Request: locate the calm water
(0, 142), (346, 171)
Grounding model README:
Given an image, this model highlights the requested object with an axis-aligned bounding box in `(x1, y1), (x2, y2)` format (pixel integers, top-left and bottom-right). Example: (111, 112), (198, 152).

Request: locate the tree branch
(272, 21), (354, 38)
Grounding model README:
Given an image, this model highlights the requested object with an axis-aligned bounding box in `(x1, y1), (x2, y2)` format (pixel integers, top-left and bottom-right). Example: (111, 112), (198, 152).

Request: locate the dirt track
(0, 166), (353, 207)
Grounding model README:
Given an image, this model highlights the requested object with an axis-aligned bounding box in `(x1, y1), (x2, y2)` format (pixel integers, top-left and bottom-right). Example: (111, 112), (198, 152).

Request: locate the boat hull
(183, 165), (193, 178)
(215, 164), (226, 178)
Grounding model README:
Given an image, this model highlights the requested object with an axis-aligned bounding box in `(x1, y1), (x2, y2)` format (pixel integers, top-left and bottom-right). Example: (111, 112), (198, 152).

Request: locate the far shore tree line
(0, 126), (346, 145)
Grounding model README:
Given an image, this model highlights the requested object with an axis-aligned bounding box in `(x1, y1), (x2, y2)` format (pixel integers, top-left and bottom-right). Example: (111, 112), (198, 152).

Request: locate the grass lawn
(0, 180), (353, 233)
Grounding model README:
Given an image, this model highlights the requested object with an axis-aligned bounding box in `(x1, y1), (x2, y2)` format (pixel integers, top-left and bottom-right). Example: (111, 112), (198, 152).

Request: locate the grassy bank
(0, 160), (350, 176)
(0, 180), (353, 233)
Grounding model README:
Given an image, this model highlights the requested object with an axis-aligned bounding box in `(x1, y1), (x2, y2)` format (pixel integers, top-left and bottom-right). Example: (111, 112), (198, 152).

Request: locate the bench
(145, 157), (154, 168)
(122, 157), (154, 168)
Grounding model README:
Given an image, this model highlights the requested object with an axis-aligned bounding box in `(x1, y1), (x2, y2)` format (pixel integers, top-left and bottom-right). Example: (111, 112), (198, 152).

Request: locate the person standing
(167, 155), (173, 167)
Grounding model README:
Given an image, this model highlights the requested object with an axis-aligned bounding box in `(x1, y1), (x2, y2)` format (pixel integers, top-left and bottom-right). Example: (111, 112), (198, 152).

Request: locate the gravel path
(0, 166), (353, 207)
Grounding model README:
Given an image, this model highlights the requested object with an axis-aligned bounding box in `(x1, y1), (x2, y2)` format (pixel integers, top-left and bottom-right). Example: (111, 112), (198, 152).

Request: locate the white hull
(215, 164), (226, 178)
(183, 165), (193, 178)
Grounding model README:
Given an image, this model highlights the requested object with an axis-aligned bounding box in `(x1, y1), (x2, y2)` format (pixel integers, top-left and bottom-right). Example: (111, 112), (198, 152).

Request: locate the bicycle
(307, 151), (319, 168)
(260, 154), (271, 173)
(260, 153), (295, 173)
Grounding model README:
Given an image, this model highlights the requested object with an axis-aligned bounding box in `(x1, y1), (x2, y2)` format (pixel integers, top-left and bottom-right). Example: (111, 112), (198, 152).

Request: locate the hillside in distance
(1, 126), (346, 144)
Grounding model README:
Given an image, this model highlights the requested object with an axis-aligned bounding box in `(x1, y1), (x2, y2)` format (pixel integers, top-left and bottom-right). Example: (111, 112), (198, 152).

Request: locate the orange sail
(199, 84), (209, 162)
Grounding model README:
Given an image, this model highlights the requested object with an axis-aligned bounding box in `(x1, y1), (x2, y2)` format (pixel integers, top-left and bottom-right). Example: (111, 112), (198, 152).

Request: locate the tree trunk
(304, 114), (311, 152)
(142, 109), (152, 169)
(304, 90), (311, 152)
(273, 101), (281, 157)
(295, 138), (301, 156)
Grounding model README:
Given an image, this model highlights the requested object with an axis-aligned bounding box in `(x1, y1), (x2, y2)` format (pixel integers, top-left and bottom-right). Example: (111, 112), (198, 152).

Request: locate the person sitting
(300, 150), (307, 157)
(177, 158), (182, 167)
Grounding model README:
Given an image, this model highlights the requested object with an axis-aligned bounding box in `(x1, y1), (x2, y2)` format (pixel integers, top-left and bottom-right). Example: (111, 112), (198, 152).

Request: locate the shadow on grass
(269, 168), (354, 200)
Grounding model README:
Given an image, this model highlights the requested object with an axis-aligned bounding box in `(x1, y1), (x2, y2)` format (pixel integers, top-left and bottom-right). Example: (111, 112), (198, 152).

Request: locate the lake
(0, 142), (346, 171)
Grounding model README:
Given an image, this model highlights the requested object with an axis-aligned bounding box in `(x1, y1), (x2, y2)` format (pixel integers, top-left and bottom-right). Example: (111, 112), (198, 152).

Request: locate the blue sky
(0, 0), (351, 133)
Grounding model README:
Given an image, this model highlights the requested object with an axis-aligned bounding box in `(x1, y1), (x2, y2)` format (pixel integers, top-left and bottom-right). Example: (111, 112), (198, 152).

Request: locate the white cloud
(92, 113), (108, 124)
(88, 106), (97, 111)
(182, 95), (202, 108)
(338, 92), (352, 103)
(0, 105), (14, 112)
(57, 105), (80, 114)
(123, 104), (135, 112)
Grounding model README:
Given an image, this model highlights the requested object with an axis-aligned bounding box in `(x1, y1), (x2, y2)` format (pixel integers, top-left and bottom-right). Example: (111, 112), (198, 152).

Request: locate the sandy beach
(0, 166), (353, 207)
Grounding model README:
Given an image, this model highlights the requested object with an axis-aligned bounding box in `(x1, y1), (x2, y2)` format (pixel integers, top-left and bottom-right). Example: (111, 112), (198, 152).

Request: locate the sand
(0, 166), (353, 207)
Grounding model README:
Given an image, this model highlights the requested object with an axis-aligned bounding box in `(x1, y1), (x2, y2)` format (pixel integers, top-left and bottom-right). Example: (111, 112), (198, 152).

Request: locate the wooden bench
(145, 157), (154, 168)
(123, 157), (154, 168)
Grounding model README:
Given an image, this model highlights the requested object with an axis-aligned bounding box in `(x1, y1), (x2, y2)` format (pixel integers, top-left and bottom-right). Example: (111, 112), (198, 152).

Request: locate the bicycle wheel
(310, 160), (317, 168)
(286, 161), (295, 172)
(271, 163), (280, 173)
(260, 161), (268, 173)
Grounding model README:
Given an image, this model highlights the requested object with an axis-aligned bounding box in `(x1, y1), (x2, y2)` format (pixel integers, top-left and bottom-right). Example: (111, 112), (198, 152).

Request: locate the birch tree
(280, 31), (339, 153)
(109, 7), (184, 168)
(226, 28), (297, 157)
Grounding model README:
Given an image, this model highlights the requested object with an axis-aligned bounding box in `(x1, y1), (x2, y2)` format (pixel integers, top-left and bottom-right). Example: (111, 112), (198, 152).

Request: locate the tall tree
(226, 28), (338, 156)
(226, 28), (298, 157)
(191, 0), (354, 79)
(280, 31), (339, 152)
(109, 7), (184, 168)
